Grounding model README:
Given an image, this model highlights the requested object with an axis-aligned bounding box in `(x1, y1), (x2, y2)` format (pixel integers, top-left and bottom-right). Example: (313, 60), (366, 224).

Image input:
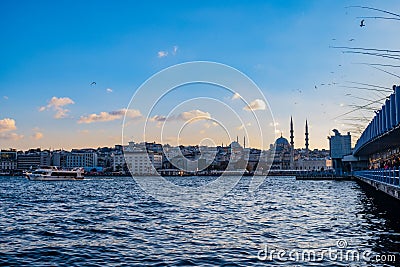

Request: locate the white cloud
(3, 96), (8, 100)
(0, 118), (17, 132)
(78, 109), (142, 124)
(39, 96), (75, 119)
(78, 112), (121, 124)
(177, 110), (211, 121)
(173, 45), (178, 55)
(158, 51), (168, 58)
(0, 118), (22, 140)
(204, 122), (218, 129)
(149, 110), (211, 123)
(149, 115), (167, 122)
(0, 132), (23, 140)
(32, 132), (44, 140)
(106, 88), (113, 93)
(111, 109), (142, 118)
(231, 92), (241, 100)
(158, 46), (179, 58)
(243, 99), (266, 111)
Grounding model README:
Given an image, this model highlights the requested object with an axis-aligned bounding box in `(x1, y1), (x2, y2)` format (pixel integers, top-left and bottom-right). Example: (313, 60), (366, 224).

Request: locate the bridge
(352, 85), (400, 201)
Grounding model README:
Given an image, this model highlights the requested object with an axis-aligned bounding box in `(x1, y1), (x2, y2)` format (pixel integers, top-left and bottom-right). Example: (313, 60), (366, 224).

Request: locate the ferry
(26, 166), (84, 181)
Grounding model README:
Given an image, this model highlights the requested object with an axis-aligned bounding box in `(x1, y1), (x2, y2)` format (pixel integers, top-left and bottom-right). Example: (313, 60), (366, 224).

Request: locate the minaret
(290, 116), (294, 169)
(243, 136), (246, 149)
(305, 119), (309, 155)
(290, 116), (294, 148)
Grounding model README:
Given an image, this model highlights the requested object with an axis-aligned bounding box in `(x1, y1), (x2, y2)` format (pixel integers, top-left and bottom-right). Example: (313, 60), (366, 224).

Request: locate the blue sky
(1, 0), (400, 150)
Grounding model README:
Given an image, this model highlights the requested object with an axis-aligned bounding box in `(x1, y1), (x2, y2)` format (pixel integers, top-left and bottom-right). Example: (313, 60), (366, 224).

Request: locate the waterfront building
(0, 149), (17, 171)
(65, 152), (98, 169)
(96, 147), (116, 171)
(114, 151), (162, 175)
(134, 152), (161, 174)
(51, 150), (67, 167)
(328, 129), (351, 174)
(17, 150), (51, 170)
(113, 141), (162, 175)
(295, 157), (332, 171)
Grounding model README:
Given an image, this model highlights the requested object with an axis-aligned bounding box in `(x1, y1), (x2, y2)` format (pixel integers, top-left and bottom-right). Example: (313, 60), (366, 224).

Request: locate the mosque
(271, 117), (310, 170)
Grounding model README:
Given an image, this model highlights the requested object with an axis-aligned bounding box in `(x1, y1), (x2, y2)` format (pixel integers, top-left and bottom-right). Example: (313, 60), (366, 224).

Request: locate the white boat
(27, 166), (84, 181)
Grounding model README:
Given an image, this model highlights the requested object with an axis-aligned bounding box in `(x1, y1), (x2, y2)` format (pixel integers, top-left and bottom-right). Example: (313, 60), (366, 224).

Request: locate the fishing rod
(342, 51), (400, 61)
(330, 46), (400, 54)
(369, 66), (400, 79)
(333, 97), (387, 119)
(346, 6), (400, 18)
(345, 81), (392, 90)
(353, 62), (400, 68)
(356, 16), (400, 21)
(339, 85), (392, 93)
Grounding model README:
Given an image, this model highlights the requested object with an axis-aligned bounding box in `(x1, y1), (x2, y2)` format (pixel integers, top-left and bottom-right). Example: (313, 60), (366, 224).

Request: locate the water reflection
(0, 176), (398, 266)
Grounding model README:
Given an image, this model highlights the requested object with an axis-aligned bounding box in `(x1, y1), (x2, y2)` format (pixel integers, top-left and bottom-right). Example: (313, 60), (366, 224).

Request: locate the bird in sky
(90, 81), (96, 86)
(349, 38), (355, 41)
(360, 19), (365, 27)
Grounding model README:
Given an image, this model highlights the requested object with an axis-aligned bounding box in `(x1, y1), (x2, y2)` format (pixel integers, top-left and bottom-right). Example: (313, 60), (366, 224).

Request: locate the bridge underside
(354, 125), (400, 156)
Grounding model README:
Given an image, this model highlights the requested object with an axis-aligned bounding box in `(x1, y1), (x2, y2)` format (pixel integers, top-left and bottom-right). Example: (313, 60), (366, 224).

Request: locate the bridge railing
(354, 168), (400, 187)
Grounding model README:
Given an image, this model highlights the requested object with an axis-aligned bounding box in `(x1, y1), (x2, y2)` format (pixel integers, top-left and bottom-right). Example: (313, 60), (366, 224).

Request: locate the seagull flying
(360, 19), (365, 27)
(91, 81), (96, 86)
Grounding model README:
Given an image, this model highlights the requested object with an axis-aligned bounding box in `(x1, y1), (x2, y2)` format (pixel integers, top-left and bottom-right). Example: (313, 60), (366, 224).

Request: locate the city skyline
(1, 117), (328, 152)
(1, 1), (400, 150)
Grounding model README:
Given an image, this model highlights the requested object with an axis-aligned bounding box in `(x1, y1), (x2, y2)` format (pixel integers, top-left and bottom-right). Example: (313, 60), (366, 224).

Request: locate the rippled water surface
(1, 176), (399, 266)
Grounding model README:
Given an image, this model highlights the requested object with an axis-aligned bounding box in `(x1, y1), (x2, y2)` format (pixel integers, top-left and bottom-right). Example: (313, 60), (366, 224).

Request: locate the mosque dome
(275, 136), (289, 146)
(229, 141), (242, 148)
(275, 135), (290, 151)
